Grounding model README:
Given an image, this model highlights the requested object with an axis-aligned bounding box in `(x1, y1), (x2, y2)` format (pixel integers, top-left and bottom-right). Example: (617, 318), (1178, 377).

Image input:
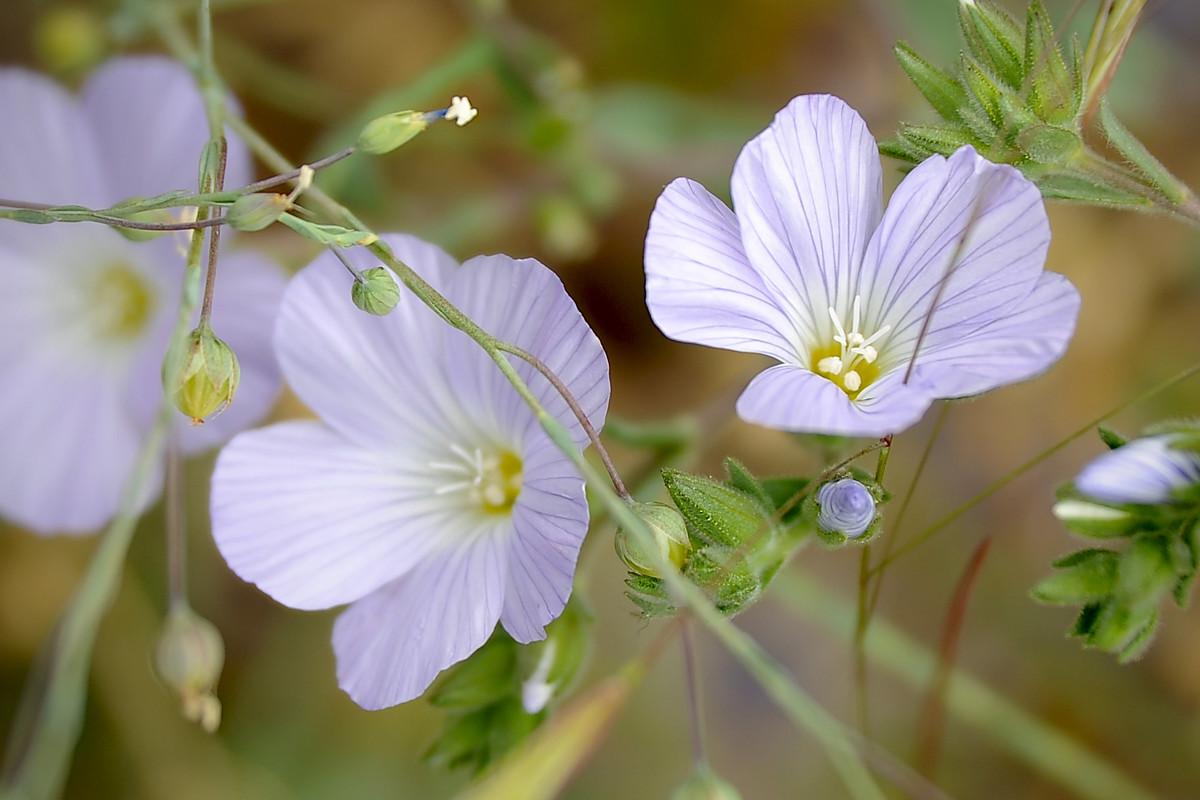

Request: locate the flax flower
(1075, 436), (1200, 506)
(0, 57), (284, 534)
(645, 94), (1079, 437)
(210, 235), (610, 709)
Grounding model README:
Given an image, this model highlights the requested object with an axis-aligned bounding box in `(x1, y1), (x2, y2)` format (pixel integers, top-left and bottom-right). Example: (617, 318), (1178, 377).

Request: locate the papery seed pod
(165, 323), (240, 424)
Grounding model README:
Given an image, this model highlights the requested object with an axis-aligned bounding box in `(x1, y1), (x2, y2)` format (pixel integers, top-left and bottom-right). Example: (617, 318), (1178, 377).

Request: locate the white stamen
(857, 345), (878, 364)
(828, 305), (848, 347)
(817, 356), (843, 374)
(844, 371), (862, 392)
(445, 96), (478, 126)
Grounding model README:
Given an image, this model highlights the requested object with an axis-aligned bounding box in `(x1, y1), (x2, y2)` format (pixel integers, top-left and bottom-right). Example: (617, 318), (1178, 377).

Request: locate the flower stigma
(87, 263), (154, 340)
(430, 442), (522, 514)
(811, 295), (890, 399)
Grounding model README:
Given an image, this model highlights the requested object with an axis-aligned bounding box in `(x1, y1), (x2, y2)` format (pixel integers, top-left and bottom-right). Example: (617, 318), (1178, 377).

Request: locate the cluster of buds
(1036, 424), (1200, 661)
(154, 605), (225, 733)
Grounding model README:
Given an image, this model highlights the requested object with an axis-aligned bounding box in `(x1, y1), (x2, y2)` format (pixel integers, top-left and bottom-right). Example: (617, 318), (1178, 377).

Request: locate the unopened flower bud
(165, 323), (240, 424)
(351, 267), (401, 316)
(154, 605), (225, 733)
(226, 192), (291, 232)
(615, 501), (691, 578)
(816, 478), (876, 539)
(109, 199), (176, 242)
(357, 111), (431, 155)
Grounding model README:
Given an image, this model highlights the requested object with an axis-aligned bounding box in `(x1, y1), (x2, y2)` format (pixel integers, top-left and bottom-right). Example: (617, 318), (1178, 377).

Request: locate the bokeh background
(2, 0), (1200, 797)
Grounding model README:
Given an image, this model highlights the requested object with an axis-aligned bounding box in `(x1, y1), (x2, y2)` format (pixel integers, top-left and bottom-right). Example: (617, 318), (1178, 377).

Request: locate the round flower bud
(165, 323), (241, 424)
(351, 267), (401, 316)
(154, 605), (225, 733)
(816, 478), (876, 539)
(357, 110), (430, 155)
(614, 501), (691, 578)
(226, 192), (291, 232)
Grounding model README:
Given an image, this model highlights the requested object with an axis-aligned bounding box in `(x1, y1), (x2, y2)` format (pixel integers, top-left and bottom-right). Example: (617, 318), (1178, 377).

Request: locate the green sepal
(1034, 173), (1150, 208)
(428, 633), (516, 711)
(1172, 520), (1200, 608)
(894, 41), (968, 123)
(662, 469), (770, 549)
(958, 0), (1025, 89)
(1099, 100), (1190, 205)
(623, 572), (674, 618)
(877, 137), (925, 165)
(196, 138), (223, 193)
(1017, 125), (1081, 165)
(423, 696), (542, 776)
(724, 457), (773, 512)
(1097, 425), (1127, 450)
(892, 123), (977, 158)
(1030, 548), (1118, 605)
(1024, 1), (1077, 124)
(960, 58), (1010, 130)
(278, 213), (379, 247)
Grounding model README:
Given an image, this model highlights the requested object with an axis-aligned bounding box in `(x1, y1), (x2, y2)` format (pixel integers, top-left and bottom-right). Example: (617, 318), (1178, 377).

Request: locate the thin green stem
(165, 432), (187, 610)
(873, 360), (1200, 574)
(680, 621), (707, 769)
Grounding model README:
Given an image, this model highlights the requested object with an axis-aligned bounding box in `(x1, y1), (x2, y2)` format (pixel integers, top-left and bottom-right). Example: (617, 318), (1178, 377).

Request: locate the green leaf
(1017, 124), (1081, 165)
(958, 0), (1025, 89)
(429, 634), (517, 710)
(1031, 548), (1119, 605)
(1099, 100), (1190, 204)
(893, 122), (976, 157)
(662, 469), (772, 549)
(894, 41), (969, 123)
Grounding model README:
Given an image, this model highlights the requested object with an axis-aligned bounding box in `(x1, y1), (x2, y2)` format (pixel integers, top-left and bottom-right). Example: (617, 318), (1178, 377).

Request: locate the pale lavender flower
(816, 478), (875, 538)
(210, 235), (610, 709)
(0, 57), (285, 534)
(645, 94), (1080, 437)
(1075, 436), (1200, 506)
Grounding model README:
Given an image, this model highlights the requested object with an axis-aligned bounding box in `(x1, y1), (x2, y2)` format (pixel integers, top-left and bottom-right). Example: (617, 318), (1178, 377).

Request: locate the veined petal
(737, 364), (934, 438)
(1076, 436), (1200, 506)
(904, 271), (1080, 398)
(332, 533), (508, 709)
(82, 56), (254, 200)
(444, 254), (610, 450)
(731, 94), (883, 345)
(860, 146), (1052, 369)
(500, 436), (590, 642)
(274, 234), (463, 451)
(180, 248), (286, 452)
(644, 177), (797, 361)
(211, 421), (461, 610)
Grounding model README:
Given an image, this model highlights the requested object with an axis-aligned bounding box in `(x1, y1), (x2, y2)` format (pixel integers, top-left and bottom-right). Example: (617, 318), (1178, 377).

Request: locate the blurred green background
(2, 0), (1200, 797)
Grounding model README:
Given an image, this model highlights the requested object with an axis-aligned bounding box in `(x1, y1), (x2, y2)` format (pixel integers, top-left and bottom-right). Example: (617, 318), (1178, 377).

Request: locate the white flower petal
(274, 234), (465, 450)
(737, 364), (934, 438)
(644, 177), (797, 361)
(211, 421), (460, 610)
(82, 56), (254, 199)
(860, 147), (1052, 368)
(501, 437), (589, 641)
(445, 253), (610, 449)
(904, 271), (1080, 398)
(731, 94), (883, 343)
(332, 533), (508, 709)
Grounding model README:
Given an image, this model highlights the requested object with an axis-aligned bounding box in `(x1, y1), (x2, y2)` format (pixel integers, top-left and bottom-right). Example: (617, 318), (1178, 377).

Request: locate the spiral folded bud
(615, 501), (691, 578)
(816, 478), (876, 539)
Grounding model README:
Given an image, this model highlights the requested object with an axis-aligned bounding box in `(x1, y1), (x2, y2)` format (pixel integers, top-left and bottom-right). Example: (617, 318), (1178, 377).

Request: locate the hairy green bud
(614, 501), (691, 578)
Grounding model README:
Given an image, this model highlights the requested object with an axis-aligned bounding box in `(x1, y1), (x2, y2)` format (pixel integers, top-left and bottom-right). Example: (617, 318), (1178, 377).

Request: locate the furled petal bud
(614, 501), (691, 578)
(816, 478), (876, 539)
(351, 266), (401, 316)
(357, 110), (430, 155)
(226, 192), (291, 232)
(154, 605), (225, 733)
(165, 323), (241, 424)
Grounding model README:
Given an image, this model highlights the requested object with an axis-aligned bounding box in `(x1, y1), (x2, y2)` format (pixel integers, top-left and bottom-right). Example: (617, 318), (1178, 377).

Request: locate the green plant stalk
(774, 571), (1162, 800)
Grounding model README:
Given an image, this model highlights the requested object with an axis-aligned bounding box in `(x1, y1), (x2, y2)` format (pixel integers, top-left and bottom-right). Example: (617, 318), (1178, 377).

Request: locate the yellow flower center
(430, 444), (523, 514)
(810, 295), (890, 400)
(88, 263), (154, 339)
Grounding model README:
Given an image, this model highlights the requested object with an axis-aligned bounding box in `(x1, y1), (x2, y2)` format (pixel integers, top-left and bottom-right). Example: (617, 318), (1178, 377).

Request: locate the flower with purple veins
(816, 478), (876, 539)
(0, 56), (285, 534)
(210, 235), (610, 710)
(1075, 435), (1200, 507)
(644, 94), (1080, 437)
